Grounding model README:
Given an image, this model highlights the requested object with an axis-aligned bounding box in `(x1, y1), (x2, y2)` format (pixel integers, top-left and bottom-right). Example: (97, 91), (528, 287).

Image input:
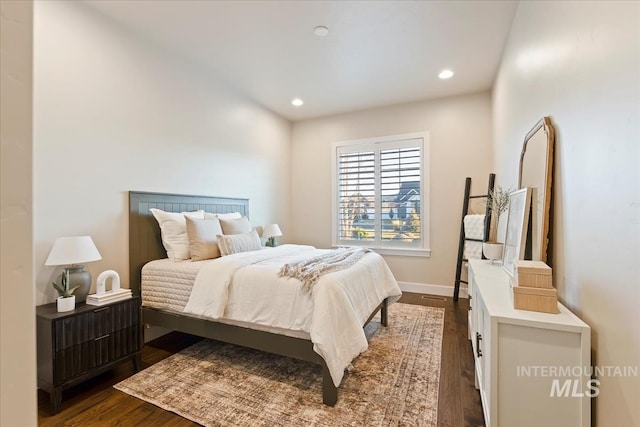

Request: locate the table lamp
(45, 236), (102, 303)
(263, 224), (283, 247)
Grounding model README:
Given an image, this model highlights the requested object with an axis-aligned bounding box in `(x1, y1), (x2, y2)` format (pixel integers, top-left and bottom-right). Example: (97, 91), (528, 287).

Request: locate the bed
(128, 191), (400, 405)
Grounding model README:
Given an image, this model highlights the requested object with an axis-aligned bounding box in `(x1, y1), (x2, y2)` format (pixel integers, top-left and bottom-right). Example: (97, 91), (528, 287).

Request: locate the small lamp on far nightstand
(263, 224), (283, 247)
(45, 236), (102, 303)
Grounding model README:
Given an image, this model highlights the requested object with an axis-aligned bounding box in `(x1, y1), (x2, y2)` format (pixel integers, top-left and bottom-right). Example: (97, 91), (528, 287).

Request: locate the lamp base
(64, 265), (91, 303)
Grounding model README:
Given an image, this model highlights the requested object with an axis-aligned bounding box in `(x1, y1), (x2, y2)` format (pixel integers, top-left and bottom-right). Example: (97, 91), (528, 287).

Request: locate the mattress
(141, 257), (311, 339)
(141, 255), (316, 330)
(141, 258), (203, 312)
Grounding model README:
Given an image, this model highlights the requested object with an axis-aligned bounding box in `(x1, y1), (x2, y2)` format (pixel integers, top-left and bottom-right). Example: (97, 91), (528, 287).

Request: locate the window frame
(331, 132), (431, 257)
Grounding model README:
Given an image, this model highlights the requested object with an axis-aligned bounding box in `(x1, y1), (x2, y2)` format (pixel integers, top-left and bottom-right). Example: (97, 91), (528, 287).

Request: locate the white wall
(493, 2), (640, 425)
(33, 0), (291, 304)
(291, 92), (493, 290)
(0, 0), (38, 424)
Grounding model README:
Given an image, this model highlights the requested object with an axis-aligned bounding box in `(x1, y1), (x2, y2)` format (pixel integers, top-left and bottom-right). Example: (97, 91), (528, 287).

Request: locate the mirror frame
(518, 117), (555, 263)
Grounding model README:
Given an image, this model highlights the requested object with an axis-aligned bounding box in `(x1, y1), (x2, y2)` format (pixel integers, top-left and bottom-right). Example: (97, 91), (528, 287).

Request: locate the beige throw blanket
(279, 247), (371, 292)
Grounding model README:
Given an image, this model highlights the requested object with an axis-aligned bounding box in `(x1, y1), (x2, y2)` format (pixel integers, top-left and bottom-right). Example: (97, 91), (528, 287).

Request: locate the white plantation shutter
(337, 150), (375, 241)
(333, 135), (428, 253)
(380, 146), (421, 243)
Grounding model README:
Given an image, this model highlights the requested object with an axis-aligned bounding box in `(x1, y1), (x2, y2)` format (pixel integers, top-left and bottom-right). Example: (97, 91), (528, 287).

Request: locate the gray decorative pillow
(217, 230), (262, 256)
(185, 217), (223, 261)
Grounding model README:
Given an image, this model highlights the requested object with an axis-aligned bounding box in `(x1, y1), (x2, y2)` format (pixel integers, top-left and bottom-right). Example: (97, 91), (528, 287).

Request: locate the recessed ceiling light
(438, 69), (454, 79)
(314, 26), (329, 37)
(291, 98), (304, 107)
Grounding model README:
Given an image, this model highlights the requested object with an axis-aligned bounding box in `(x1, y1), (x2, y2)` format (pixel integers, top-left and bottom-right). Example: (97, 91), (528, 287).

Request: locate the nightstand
(36, 296), (142, 413)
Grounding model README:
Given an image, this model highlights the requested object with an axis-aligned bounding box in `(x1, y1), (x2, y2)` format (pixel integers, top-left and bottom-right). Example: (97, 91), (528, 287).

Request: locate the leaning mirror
(519, 117), (554, 263)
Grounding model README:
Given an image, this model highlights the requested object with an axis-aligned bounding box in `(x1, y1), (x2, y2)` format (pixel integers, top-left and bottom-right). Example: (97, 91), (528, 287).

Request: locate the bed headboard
(128, 191), (249, 296)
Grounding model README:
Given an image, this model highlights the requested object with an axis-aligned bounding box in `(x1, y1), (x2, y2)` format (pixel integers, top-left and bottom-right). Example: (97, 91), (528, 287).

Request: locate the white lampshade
(262, 224), (283, 239)
(45, 236), (102, 266)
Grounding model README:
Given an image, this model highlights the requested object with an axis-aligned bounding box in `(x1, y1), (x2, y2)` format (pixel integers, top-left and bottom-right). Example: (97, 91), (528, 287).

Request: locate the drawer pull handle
(94, 334), (110, 341)
(93, 307), (110, 313)
(476, 332), (483, 358)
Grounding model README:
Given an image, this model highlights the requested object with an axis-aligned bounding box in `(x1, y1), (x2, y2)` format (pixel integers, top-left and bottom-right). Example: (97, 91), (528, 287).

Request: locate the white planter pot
(57, 295), (76, 313)
(482, 242), (504, 265)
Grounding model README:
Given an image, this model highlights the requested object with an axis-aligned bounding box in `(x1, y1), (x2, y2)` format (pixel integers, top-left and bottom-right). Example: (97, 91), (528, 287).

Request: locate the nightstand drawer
(54, 299), (140, 351)
(54, 324), (141, 383)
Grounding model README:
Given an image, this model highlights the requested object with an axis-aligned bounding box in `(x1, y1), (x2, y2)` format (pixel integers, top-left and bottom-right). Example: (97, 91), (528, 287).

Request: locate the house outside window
(331, 133), (430, 257)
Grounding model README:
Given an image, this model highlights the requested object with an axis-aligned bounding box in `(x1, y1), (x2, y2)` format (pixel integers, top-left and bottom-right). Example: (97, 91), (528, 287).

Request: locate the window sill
(331, 245), (431, 258)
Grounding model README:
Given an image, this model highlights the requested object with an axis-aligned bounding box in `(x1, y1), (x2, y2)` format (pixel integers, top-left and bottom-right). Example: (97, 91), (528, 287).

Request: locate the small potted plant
(52, 269), (78, 312)
(483, 186), (512, 264)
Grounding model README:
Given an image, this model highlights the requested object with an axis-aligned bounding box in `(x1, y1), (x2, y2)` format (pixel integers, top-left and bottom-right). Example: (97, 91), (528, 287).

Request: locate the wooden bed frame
(128, 191), (388, 405)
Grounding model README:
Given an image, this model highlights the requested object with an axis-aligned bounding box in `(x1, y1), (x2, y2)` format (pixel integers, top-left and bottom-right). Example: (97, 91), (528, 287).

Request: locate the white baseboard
(398, 281), (468, 299)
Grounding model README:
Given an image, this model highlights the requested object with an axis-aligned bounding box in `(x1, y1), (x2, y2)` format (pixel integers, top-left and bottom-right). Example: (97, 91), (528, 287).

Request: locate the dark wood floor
(38, 293), (484, 426)
(398, 293), (485, 427)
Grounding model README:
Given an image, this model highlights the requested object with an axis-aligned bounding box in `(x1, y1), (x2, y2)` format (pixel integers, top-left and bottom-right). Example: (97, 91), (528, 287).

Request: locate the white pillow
(219, 216), (252, 235)
(149, 208), (205, 260)
(217, 230), (262, 256)
(204, 212), (242, 220)
(185, 217), (223, 261)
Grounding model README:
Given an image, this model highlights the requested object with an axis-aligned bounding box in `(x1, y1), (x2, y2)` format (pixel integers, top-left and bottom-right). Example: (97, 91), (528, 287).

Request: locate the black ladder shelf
(453, 173), (495, 301)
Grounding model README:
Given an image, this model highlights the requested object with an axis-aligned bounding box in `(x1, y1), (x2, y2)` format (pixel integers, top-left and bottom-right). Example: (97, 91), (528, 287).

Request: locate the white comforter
(183, 244), (402, 387)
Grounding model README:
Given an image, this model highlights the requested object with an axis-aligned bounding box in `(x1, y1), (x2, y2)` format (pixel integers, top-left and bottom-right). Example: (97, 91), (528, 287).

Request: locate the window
(332, 133), (430, 256)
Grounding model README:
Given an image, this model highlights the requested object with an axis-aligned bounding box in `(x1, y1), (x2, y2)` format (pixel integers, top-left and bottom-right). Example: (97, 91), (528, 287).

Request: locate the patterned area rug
(115, 303), (444, 426)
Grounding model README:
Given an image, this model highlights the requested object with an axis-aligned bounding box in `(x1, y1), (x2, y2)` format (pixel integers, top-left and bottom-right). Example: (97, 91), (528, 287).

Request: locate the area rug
(114, 303), (444, 426)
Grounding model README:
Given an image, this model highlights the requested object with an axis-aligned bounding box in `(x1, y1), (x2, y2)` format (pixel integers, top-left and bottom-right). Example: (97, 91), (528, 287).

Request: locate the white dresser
(468, 260), (591, 427)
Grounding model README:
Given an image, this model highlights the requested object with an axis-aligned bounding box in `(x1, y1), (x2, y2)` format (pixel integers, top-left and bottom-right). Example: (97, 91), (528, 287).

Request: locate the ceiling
(84, 0), (518, 121)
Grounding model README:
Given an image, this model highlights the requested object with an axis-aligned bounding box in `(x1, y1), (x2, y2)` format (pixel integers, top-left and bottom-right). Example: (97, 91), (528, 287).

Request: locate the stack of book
(86, 288), (132, 306)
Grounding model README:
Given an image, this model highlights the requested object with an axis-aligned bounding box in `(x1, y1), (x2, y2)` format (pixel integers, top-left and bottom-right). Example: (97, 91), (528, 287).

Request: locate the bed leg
(322, 363), (337, 406)
(381, 298), (388, 327)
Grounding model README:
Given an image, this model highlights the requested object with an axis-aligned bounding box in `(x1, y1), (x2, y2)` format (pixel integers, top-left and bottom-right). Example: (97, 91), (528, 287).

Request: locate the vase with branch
(483, 186), (512, 264)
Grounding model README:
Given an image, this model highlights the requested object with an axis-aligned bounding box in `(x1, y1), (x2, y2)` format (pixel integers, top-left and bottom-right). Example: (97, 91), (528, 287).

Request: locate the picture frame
(502, 187), (532, 277)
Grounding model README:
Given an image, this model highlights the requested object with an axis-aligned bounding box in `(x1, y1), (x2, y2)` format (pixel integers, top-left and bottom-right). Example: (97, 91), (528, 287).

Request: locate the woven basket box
(512, 285), (558, 314)
(514, 260), (552, 288)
